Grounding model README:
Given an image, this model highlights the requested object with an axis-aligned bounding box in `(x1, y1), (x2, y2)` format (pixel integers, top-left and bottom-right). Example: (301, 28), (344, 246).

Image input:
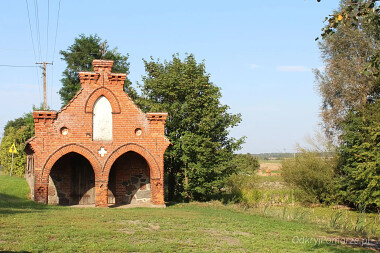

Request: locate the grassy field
(0, 175), (378, 252)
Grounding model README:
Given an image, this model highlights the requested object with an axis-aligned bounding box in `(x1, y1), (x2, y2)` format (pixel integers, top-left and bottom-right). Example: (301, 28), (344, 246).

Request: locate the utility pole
(36, 61), (53, 110)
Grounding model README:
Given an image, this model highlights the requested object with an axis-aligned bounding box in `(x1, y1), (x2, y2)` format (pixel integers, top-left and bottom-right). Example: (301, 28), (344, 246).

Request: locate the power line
(34, 0), (42, 62)
(0, 64), (38, 68)
(25, 0), (37, 62)
(51, 0), (62, 109)
(52, 0), (61, 63)
(46, 0), (50, 61)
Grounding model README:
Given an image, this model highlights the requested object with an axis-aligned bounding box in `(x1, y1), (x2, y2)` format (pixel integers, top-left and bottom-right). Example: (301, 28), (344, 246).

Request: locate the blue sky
(0, 0), (339, 154)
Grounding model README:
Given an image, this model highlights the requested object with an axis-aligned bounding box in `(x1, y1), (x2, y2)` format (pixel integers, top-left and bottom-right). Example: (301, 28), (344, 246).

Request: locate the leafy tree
(338, 101), (380, 209)
(59, 34), (134, 105)
(315, 0), (380, 210)
(138, 54), (244, 201)
(231, 154), (259, 175)
(0, 112), (35, 176)
(314, 0), (380, 138)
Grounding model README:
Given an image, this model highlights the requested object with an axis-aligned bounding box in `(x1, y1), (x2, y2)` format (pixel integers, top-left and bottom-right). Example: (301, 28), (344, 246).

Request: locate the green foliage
(0, 112), (35, 176)
(231, 153), (260, 175)
(59, 34), (134, 105)
(315, 1), (380, 137)
(338, 102), (380, 209)
(138, 54), (244, 201)
(225, 174), (260, 206)
(281, 151), (337, 204)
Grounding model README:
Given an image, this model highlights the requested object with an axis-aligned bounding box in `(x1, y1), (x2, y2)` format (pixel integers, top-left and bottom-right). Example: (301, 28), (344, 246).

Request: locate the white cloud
(276, 65), (310, 72)
(249, 64), (260, 69)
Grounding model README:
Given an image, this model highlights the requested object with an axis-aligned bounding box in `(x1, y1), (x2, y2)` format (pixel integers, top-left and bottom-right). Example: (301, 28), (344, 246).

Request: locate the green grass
(0, 175), (375, 252)
(259, 160), (283, 164)
(256, 175), (284, 183)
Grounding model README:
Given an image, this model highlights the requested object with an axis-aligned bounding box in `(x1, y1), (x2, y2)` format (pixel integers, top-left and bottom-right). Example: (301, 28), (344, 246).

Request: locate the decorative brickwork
(25, 59), (170, 207)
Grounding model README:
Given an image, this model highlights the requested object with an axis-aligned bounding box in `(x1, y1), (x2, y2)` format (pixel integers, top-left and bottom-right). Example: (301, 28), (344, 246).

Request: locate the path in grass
(0, 175), (374, 252)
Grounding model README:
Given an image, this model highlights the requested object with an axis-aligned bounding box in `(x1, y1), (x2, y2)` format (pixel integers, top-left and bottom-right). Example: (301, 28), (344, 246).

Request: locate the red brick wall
(29, 60), (169, 207)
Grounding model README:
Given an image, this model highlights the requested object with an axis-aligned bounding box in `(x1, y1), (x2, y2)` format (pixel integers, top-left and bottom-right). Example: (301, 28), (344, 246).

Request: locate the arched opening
(93, 96), (112, 141)
(108, 151), (151, 205)
(48, 152), (95, 205)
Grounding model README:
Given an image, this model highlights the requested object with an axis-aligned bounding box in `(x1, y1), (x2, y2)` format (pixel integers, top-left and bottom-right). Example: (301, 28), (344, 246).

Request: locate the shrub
(281, 150), (338, 204)
(224, 174), (262, 207)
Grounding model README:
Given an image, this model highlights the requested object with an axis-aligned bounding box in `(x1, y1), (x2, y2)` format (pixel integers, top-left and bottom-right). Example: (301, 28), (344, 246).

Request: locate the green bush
(224, 174), (262, 207)
(231, 153), (260, 175)
(281, 151), (338, 204)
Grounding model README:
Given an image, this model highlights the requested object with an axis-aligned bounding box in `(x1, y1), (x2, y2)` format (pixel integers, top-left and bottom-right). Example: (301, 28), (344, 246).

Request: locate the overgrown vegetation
(282, 150), (337, 204)
(0, 174), (376, 252)
(0, 111), (35, 176)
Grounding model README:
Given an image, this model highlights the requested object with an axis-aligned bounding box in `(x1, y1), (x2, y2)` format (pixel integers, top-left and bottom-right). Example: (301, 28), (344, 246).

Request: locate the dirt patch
(232, 231), (251, 236)
(148, 222), (160, 230)
(199, 228), (242, 246)
(257, 163), (282, 176)
(118, 228), (134, 234)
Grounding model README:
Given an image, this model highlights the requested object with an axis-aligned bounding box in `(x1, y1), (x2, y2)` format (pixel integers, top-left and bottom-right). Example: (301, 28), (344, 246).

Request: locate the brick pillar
(34, 183), (48, 204)
(151, 179), (165, 205)
(95, 180), (108, 207)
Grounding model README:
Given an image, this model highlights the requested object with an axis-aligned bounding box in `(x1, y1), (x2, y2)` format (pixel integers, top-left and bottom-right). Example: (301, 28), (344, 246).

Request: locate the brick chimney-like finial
(93, 59), (113, 73)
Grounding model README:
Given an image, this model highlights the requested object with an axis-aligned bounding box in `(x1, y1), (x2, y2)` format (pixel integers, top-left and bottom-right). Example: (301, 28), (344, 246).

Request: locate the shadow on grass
(0, 193), (52, 216)
(165, 201), (187, 207)
(312, 241), (380, 252)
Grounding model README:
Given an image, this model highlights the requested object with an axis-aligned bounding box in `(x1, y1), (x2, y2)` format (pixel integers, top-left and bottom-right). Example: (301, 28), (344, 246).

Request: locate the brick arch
(85, 87), (121, 114)
(103, 143), (161, 180)
(41, 144), (102, 182)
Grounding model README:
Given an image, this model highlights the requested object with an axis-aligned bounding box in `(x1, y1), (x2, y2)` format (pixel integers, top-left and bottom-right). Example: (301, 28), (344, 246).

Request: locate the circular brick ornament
(135, 128), (142, 136)
(60, 127), (69, 136)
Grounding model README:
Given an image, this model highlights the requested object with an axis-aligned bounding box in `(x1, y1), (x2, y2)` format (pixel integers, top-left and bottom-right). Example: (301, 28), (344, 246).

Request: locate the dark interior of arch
(108, 151), (151, 205)
(49, 152), (95, 205)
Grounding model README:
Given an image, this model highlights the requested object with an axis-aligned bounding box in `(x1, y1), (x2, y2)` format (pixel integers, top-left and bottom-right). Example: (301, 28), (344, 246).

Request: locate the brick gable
(25, 59), (170, 207)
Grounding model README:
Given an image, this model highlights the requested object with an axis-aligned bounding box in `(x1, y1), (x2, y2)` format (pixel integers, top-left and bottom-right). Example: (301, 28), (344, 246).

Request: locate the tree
(0, 112), (35, 176)
(137, 54), (244, 201)
(59, 34), (135, 105)
(315, 0), (380, 209)
(314, 0), (380, 138)
(231, 154), (260, 175)
(338, 101), (380, 209)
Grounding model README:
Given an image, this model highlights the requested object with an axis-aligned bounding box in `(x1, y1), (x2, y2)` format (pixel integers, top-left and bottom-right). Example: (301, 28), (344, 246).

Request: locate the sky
(0, 0), (340, 154)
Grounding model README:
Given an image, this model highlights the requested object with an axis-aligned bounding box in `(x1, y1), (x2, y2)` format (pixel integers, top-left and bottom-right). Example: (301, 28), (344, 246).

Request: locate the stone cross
(98, 147), (107, 157)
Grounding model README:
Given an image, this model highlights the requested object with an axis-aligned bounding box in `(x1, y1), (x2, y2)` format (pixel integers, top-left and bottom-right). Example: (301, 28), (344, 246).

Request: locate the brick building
(25, 59), (170, 207)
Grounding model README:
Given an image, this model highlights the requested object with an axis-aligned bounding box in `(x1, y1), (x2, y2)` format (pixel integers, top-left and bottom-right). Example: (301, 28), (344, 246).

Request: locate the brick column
(34, 183), (48, 204)
(151, 179), (165, 205)
(95, 180), (108, 207)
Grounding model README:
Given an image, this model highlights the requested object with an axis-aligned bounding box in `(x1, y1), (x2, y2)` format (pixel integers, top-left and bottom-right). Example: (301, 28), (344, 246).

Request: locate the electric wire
(46, 0), (50, 61)
(50, 64), (54, 109)
(0, 64), (38, 68)
(25, 0), (37, 62)
(52, 0), (61, 63)
(34, 0), (42, 62)
(51, 0), (62, 109)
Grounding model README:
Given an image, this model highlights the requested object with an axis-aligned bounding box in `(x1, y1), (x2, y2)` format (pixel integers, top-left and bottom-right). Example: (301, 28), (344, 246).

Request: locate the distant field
(258, 159), (283, 164)
(0, 175), (376, 252)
